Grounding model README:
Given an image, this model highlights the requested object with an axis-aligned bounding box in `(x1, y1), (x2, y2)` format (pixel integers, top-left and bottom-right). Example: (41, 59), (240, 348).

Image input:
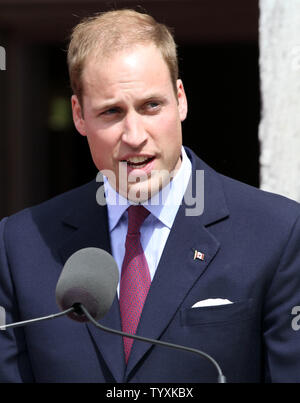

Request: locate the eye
(102, 107), (120, 116)
(144, 101), (161, 113)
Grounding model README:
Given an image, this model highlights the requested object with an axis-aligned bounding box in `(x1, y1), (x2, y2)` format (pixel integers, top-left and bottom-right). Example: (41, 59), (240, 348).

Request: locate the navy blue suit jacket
(1, 148), (300, 383)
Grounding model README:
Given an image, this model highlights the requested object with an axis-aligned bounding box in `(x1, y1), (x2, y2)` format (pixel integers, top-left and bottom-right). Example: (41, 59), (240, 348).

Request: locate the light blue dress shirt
(104, 147), (192, 294)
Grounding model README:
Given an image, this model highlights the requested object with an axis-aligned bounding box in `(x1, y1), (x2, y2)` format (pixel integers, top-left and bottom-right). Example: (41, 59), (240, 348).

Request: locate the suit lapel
(58, 181), (125, 382)
(125, 149), (230, 379)
(88, 296), (125, 382)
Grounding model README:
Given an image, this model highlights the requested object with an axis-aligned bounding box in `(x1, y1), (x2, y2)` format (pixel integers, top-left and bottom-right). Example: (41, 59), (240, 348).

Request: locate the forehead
(82, 44), (172, 97)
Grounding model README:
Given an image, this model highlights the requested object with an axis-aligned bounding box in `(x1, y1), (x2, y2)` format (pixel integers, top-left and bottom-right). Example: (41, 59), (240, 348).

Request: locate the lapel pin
(193, 249), (205, 261)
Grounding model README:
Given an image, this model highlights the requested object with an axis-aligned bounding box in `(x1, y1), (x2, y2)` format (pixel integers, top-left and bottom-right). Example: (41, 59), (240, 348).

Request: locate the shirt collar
(104, 146), (192, 231)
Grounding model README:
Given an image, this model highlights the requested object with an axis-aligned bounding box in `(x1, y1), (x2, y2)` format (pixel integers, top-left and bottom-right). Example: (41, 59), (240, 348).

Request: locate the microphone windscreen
(55, 248), (119, 322)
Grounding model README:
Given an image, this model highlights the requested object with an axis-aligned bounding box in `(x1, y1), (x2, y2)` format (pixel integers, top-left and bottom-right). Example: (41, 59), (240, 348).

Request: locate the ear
(71, 95), (87, 136)
(176, 79), (188, 122)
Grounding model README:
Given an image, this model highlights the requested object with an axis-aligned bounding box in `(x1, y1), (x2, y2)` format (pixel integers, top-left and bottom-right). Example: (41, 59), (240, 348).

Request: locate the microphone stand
(0, 307), (75, 330)
(77, 304), (226, 383)
(0, 304), (226, 383)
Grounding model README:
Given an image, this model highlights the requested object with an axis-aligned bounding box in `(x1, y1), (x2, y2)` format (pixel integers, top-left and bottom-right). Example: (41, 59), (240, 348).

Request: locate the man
(0, 9), (300, 383)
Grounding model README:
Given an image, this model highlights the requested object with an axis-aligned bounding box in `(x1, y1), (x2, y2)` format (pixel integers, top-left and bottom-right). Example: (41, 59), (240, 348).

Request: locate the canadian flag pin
(193, 249), (205, 261)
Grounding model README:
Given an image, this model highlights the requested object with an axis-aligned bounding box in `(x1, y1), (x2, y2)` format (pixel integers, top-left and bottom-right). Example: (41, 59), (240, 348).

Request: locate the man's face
(72, 43), (188, 202)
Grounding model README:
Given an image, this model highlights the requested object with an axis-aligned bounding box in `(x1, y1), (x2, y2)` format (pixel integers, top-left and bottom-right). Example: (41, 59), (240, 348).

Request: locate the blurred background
(0, 0), (260, 218)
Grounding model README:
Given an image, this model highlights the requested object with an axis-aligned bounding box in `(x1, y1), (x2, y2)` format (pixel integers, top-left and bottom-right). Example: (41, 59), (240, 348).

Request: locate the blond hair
(67, 9), (178, 104)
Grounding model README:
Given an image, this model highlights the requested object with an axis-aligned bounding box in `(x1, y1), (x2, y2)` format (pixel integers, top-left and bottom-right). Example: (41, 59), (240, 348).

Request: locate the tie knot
(127, 205), (150, 235)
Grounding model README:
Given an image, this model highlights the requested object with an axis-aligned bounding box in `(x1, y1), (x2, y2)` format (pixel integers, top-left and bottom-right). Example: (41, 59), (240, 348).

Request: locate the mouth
(119, 155), (156, 177)
(120, 156), (155, 169)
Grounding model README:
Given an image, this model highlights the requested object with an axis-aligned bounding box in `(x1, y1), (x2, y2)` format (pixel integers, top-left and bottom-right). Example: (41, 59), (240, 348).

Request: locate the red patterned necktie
(119, 205), (151, 363)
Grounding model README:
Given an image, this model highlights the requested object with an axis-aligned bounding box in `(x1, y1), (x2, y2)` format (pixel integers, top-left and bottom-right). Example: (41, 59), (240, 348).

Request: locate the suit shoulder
(219, 173), (300, 225)
(186, 147), (300, 224)
(3, 180), (98, 233)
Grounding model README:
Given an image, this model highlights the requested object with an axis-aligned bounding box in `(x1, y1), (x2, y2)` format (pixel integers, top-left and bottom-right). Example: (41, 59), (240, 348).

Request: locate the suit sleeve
(263, 213), (300, 382)
(0, 218), (34, 382)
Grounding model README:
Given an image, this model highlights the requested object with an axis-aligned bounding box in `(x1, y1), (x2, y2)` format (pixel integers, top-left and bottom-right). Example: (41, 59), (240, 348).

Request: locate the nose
(121, 110), (148, 148)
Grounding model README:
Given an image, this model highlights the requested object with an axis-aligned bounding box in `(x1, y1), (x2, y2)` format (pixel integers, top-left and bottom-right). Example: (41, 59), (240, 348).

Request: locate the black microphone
(55, 248), (226, 383)
(55, 247), (119, 322)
